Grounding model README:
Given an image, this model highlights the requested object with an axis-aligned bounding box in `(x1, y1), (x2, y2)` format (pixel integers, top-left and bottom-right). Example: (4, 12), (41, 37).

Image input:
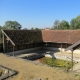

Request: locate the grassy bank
(39, 57), (75, 70)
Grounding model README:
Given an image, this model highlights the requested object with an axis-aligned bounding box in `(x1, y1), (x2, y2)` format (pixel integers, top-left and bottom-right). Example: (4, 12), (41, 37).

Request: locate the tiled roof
(42, 30), (80, 44)
(3, 30), (80, 44)
(3, 30), (43, 44)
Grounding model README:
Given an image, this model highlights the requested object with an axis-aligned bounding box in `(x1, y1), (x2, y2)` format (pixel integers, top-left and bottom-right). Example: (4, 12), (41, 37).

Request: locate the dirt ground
(0, 53), (80, 80)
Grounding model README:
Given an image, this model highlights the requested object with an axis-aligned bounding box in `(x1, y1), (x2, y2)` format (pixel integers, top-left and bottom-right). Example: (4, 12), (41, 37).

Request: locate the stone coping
(0, 65), (18, 80)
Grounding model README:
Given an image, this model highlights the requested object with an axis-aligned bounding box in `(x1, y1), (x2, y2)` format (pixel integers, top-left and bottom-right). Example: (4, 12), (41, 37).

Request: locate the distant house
(45, 28), (50, 30)
(1, 30), (80, 55)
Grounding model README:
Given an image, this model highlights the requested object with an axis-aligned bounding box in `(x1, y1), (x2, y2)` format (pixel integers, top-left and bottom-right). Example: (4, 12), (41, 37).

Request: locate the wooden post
(66, 43), (67, 48)
(45, 42), (48, 46)
(3, 34), (5, 53)
(6, 38), (9, 53)
(42, 42), (43, 53)
(7, 40), (9, 53)
(71, 49), (73, 71)
(13, 45), (14, 56)
(61, 43), (62, 53)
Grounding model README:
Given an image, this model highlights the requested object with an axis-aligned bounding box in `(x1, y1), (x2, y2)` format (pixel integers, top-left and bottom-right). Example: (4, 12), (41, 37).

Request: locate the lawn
(38, 57), (75, 70)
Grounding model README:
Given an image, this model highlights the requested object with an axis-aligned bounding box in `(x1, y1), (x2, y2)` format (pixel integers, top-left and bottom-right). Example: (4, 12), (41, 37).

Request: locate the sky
(0, 0), (80, 29)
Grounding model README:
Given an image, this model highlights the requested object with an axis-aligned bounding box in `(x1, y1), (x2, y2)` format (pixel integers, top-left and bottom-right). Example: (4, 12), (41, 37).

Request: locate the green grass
(39, 57), (75, 70)
(75, 74), (79, 77)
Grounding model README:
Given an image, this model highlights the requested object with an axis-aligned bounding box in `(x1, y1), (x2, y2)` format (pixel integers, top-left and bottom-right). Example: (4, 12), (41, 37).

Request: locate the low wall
(43, 47), (80, 54)
(6, 47), (42, 56)
(6, 47), (80, 56)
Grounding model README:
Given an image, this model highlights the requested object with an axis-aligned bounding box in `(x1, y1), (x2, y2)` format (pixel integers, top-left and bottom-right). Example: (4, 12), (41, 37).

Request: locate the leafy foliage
(52, 15), (80, 30)
(59, 20), (70, 29)
(52, 20), (60, 29)
(70, 18), (76, 29)
(70, 15), (80, 29)
(3, 21), (22, 30)
(31, 27), (42, 30)
(52, 20), (70, 30)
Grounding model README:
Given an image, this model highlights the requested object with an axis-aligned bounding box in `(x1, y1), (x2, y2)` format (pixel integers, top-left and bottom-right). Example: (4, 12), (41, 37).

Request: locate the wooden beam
(65, 41), (80, 51)
(71, 49), (73, 71)
(1, 30), (15, 46)
(61, 43), (62, 53)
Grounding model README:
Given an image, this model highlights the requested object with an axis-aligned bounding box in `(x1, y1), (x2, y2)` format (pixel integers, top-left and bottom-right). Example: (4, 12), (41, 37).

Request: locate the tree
(31, 27), (42, 30)
(3, 21), (22, 30)
(0, 26), (2, 34)
(23, 28), (28, 30)
(31, 27), (34, 30)
(70, 18), (76, 29)
(75, 15), (80, 29)
(34, 28), (40, 30)
(0, 26), (1, 30)
(52, 20), (60, 29)
(59, 20), (70, 29)
(70, 15), (80, 29)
